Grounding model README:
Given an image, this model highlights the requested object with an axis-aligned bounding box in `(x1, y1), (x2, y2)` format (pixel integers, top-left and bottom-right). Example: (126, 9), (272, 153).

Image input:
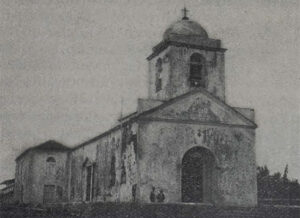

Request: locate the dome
(163, 19), (208, 40)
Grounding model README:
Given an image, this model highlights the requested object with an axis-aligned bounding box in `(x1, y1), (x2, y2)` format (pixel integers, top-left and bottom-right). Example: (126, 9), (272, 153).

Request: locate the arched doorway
(181, 147), (215, 203)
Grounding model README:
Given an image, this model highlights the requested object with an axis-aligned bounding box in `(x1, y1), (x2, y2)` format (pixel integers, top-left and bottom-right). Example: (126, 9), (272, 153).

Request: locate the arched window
(155, 58), (162, 92)
(46, 157), (56, 163)
(46, 157), (56, 177)
(189, 53), (206, 88)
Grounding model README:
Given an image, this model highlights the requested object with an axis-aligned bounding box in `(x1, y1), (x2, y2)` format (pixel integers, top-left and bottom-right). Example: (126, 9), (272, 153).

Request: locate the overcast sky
(0, 0), (299, 184)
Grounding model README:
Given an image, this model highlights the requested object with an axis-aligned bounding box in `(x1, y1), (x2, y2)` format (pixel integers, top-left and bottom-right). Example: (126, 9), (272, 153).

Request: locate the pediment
(141, 90), (256, 128)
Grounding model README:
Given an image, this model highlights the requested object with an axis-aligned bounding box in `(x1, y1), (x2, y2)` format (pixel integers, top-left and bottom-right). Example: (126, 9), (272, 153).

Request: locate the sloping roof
(15, 140), (71, 161)
(118, 111), (138, 122)
(0, 179), (14, 186)
(75, 124), (122, 149)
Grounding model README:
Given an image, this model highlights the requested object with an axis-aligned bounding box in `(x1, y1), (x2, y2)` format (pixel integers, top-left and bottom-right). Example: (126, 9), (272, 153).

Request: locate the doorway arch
(181, 146), (215, 203)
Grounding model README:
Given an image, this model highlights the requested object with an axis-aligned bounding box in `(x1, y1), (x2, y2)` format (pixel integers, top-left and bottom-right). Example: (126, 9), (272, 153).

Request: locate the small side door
(43, 185), (55, 204)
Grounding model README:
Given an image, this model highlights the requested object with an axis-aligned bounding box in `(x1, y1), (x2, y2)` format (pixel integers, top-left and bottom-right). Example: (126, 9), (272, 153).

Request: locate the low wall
(258, 198), (300, 206)
(1, 202), (300, 218)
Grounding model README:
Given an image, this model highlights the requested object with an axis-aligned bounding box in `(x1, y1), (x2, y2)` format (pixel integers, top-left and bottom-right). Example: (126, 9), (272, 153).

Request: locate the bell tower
(147, 9), (227, 101)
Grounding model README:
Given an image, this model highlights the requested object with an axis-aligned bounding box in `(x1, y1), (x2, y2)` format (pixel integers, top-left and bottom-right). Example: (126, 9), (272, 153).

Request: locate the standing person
(150, 186), (156, 202)
(157, 189), (165, 203)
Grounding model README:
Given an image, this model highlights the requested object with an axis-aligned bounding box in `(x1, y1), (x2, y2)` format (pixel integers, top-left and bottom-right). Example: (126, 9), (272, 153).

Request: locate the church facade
(14, 12), (258, 207)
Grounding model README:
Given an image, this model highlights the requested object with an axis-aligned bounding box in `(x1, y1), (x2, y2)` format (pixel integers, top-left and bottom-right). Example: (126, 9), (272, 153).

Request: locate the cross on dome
(182, 7), (189, 20)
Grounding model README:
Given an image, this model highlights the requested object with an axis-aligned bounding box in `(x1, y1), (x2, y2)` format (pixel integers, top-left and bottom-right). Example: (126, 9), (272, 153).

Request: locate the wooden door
(43, 185), (55, 203)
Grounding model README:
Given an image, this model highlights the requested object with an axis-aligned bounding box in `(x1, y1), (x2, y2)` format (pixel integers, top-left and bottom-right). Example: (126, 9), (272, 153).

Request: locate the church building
(14, 9), (258, 207)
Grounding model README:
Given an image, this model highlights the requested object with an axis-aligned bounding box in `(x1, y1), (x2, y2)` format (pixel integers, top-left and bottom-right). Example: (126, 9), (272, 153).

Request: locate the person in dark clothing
(150, 187), (156, 202)
(157, 189), (165, 203)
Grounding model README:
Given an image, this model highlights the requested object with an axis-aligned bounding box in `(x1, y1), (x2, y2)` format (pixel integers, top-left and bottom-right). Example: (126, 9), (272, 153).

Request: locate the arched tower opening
(189, 53), (206, 88)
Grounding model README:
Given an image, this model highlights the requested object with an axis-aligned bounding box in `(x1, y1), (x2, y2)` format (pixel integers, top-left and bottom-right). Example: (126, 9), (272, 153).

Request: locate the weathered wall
(29, 151), (69, 204)
(148, 46), (225, 101)
(68, 122), (138, 203)
(137, 121), (257, 206)
(68, 146), (85, 202)
(14, 152), (34, 204)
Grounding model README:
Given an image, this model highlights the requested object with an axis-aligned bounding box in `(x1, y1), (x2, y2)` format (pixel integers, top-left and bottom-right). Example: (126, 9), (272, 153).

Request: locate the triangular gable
(139, 89), (256, 128)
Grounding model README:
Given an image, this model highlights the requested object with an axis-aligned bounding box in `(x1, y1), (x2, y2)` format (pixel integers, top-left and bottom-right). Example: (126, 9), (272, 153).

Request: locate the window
(20, 185), (23, 203)
(83, 160), (95, 202)
(132, 184), (137, 202)
(109, 155), (116, 187)
(155, 58), (162, 92)
(121, 161), (126, 184)
(46, 157), (56, 177)
(190, 53), (206, 88)
(46, 157), (56, 163)
(92, 163), (96, 199)
(86, 166), (92, 201)
(71, 187), (75, 200)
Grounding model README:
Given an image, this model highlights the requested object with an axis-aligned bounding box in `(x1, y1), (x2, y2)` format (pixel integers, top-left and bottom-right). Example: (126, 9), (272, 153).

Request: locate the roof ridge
(15, 140), (70, 161)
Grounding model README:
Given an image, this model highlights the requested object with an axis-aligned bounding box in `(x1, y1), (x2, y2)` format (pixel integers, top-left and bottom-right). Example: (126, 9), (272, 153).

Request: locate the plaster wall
(68, 147), (84, 202)
(148, 46), (225, 101)
(30, 151), (69, 204)
(168, 46), (225, 101)
(137, 121), (257, 206)
(14, 152), (34, 204)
